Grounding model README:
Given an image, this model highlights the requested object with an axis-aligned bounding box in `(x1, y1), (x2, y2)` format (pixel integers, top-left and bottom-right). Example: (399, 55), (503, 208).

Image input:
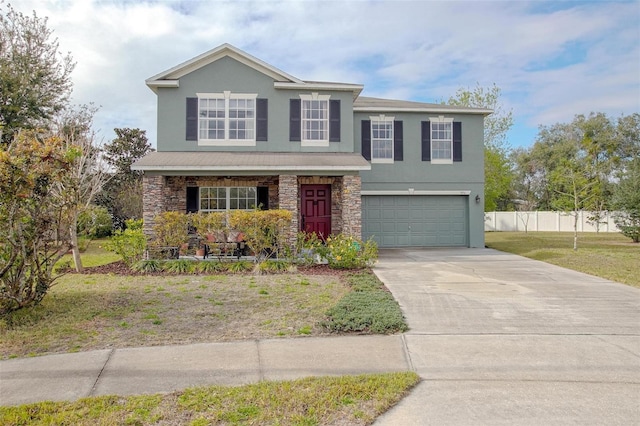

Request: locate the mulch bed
(69, 260), (349, 277)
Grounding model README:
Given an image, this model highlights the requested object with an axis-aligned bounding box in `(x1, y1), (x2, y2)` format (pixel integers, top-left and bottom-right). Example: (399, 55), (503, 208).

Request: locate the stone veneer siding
(277, 174), (299, 245)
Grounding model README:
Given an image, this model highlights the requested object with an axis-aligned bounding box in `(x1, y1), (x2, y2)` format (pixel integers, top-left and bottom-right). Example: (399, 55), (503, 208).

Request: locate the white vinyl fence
(485, 211), (621, 233)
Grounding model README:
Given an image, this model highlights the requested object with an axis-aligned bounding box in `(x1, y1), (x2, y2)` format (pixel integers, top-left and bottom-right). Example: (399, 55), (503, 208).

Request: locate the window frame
(370, 115), (395, 164)
(196, 91), (257, 146)
(430, 116), (454, 164)
(300, 93), (330, 147)
(198, 187), (257, 212)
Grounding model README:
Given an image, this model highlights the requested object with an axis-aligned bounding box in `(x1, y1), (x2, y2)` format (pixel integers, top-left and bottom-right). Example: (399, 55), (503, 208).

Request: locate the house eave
(274, 82), (364, 100)
(353, 106), (493, 115)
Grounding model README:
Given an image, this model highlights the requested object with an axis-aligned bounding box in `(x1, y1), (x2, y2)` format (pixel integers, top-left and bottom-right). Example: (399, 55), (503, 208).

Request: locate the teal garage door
(362, 195), (468, 247)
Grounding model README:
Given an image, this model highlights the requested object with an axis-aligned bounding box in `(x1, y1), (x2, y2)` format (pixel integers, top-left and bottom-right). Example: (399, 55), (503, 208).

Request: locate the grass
(0, 272), (350, 359)
(0, 371), (420, 425)
(485, 232), (640, 288)
(57, 239), (121, 269)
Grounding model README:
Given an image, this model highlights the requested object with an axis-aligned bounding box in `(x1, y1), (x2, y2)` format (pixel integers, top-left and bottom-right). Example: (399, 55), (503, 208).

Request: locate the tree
(98, 128), (153, 226)
(0, 132), (77, 313)
(52, 105), (110, 272)
(0, 2), (75, 145)
(611, 158), (640, 243)
(446, 83), (515, 210)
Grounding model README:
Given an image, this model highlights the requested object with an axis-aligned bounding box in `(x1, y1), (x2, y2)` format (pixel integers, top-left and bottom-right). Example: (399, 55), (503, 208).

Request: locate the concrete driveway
(373, 248), (640, 426)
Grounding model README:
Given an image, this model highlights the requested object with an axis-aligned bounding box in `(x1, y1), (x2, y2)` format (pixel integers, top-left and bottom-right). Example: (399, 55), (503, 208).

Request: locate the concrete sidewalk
(0, 335), (411, 407)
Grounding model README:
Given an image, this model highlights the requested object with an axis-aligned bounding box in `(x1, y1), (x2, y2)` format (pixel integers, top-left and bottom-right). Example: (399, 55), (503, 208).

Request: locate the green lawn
(0, 372), (420, 425)
(485, 232), (640, 288)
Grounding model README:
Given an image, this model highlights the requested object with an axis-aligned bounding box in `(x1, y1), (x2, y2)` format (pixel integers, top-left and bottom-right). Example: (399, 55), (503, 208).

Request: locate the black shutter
(393, 120), (403, 161)
(453, 121), (462, 162)
(186, 97), (198, 141)
(421, 121), (431, 161)
(186, 187), (199, 213)
(329, 99), (341, 142)
(257, 186), (269, 210)
(361, 120), (371, 161)
(289, 99), (301, 142)
(256, 98), (268, 141)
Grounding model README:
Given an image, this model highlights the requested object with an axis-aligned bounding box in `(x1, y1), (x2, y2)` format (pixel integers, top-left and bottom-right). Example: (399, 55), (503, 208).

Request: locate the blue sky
(10, 0), (640, 149)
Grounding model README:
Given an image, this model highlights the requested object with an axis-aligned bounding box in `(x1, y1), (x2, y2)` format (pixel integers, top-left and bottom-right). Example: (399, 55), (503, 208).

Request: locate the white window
(300, 93), (330, 146)
(197, 92), (256, 146)
(371, 115), (394, 163)
(199, 187), (257, 212)
(430, 116), (453, 164)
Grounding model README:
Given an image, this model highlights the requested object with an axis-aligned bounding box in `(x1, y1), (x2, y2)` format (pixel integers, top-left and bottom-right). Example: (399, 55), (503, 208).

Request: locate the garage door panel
(363, 195), (468, 248)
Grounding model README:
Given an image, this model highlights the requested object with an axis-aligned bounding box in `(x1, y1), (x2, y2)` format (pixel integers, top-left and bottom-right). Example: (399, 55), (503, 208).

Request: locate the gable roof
(146, 43), (304, 93)
(146, 43), (363, 98)
(354, 96), (493, 115)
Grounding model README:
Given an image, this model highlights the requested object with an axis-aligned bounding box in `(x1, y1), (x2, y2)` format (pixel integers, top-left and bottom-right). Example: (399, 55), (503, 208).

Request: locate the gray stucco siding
(156, 56), (354, 152)
(354, 112), (485, 185)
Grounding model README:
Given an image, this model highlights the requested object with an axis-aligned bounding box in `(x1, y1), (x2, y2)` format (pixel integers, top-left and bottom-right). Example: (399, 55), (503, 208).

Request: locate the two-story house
(132, 44), (491, 248)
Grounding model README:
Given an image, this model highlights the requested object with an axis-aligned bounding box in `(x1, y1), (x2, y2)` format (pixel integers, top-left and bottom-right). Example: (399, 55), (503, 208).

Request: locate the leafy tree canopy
(0, 2), (75, 144)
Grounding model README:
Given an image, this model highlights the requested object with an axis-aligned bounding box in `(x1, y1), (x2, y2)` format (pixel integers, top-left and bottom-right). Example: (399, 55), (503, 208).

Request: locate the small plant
(104, 219), (146, 267)
(292, 231), (326, 265)
(196, 261), (227, 274)
(297, 325), (312, 335)
(256, 260), (292, 274)
(162, 259), (195, 274)
(227, 260), (253, 273)
(132, 260), (162, 273)
(324, 234), (378, 269)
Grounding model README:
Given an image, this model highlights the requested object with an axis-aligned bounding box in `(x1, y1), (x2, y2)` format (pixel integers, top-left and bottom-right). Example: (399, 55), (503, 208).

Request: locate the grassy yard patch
(485, 232), (640, 288)
(0, 273), (349, 359)
(0, 371), (420, 426)
(57, 239), (121, 269)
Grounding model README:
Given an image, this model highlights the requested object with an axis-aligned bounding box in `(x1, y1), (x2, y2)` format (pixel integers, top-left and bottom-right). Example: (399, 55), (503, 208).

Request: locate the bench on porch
(199, 230), (249, 260)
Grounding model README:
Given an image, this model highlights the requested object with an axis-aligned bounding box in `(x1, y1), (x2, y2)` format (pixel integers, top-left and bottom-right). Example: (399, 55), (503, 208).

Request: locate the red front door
(301, 184), (331, 238)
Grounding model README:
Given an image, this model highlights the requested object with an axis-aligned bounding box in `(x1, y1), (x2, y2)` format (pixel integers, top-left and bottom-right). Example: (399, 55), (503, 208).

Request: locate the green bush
(324, 234), (378, 269)
(229, 209), (292, 261)
(162, 259), (195, 274)
(291, 231), (325, 265)
(321, 272), (407, 334)
(227, 260), (253, 273)
(152, 211), (190, 248)
(77, 205), (113, 238)
(132, 260), (162, 273)
(104, 219), (146, 267)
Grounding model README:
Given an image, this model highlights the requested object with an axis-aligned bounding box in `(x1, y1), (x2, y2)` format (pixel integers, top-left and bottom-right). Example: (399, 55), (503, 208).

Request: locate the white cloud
(8, 0), (639, 147)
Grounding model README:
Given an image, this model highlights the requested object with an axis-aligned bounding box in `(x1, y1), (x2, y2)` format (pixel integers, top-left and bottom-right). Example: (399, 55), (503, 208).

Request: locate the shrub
(189, 211), (226, 241)
(77, 205), (113, 238)
(227, 260), (253, 273)
(104, 219), (146, 267)
(152, 211), (190, 248)
(291, 231), (326, 265)
(256, 260), (293, 274)
(321, 272), (408, 334)
(132, 260), (162, 273)
(324, 235), (378, 269)
(162, 259), (195, 274)
(229, 209), (292, 261)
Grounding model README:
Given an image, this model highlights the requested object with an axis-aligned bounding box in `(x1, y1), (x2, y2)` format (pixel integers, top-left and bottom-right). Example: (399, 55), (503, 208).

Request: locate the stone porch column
(278, 174), (299, 246)
(142, 175), (165, 237)
(341, 175), (362, 239)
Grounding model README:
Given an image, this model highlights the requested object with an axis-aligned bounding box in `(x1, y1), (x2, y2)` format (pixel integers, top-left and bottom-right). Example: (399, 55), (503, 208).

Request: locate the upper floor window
(197, 92), (257, 146)
(430, 116), (453, 164)
(199, 187), (257, 212)
(371, 115), (394, 163)
(300, 93), (330, 146)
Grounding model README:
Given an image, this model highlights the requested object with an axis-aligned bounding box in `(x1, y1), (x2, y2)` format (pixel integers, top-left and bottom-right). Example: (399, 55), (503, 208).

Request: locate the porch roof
(131, 151), (371, 174)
